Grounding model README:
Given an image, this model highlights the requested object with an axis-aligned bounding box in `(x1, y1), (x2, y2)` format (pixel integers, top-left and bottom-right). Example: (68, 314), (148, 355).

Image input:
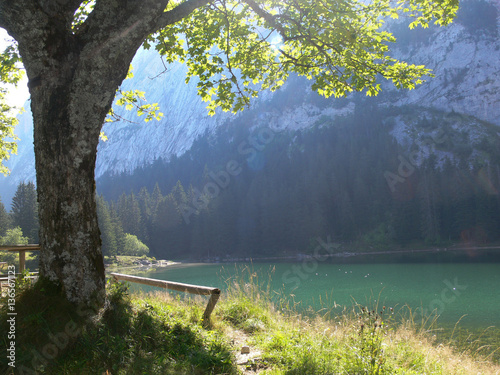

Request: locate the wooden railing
(0, 248), (222, 322)
(0, 245), (40, 273)
(0, 245), (40, 292)
(110, 272), (221, 324)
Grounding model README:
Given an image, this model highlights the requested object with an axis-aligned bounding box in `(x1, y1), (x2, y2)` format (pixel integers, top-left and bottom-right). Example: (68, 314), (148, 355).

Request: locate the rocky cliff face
(1, 0), (498, 203)
(386, 0), (500, 125)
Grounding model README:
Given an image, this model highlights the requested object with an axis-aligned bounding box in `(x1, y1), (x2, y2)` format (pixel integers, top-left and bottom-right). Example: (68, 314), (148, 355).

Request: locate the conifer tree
(109, 203), (126, 256)
(0, 196), (10, 236)
(96, 195), (117, 256)
(11, 181), (39, 243)
(117, 193), (143, 239)
(137, 186), (152, 243)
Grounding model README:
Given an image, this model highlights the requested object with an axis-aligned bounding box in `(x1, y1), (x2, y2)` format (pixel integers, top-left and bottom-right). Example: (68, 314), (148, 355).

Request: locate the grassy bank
(1, 275), (499, 374)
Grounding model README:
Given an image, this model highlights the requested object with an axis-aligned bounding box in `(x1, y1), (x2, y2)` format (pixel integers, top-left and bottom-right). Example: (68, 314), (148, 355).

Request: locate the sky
(0, 28), (30, 108)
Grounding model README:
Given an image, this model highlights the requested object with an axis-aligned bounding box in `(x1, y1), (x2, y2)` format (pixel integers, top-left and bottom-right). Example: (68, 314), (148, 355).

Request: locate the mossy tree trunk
(0, 0), (186, 306)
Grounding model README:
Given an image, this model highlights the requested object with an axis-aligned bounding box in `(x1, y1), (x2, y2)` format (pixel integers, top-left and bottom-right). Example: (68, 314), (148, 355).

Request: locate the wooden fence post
(109, 273), (221, 323)
(202, 289), (221, 325)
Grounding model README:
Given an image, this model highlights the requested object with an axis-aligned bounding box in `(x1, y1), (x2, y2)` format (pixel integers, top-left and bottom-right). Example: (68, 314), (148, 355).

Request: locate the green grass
(214, 279), (500, 375)
(1, 270), (499, 375)
(1, 279), (235, 375)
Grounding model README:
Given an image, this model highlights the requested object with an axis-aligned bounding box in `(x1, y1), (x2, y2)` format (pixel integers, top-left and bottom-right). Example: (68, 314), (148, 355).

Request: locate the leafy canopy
(0, 0), (459, 170)
(122, 233), (149, 256)
(145, 0), (458, 114)
(0, 226), (29, 246)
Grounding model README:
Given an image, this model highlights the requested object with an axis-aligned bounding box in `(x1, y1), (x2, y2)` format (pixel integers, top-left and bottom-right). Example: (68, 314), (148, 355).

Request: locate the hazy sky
(0, 28), (30, 108)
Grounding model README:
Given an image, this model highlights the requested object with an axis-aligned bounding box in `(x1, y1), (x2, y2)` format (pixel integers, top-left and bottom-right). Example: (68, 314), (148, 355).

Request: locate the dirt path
(226, 327), (265, 374)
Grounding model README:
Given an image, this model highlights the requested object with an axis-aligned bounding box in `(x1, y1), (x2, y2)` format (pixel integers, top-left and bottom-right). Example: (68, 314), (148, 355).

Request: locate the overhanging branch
(242, 0), (289, 40)
(0, 0), (32, 32)
(154, 0), (212, 30)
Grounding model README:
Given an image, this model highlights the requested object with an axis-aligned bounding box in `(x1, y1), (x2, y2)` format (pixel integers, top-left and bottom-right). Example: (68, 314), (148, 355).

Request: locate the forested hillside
(97, 103), (500, 260)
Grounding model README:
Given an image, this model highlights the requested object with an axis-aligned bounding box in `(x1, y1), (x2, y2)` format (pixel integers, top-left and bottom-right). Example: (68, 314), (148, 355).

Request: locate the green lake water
(129, 262), (500, 331)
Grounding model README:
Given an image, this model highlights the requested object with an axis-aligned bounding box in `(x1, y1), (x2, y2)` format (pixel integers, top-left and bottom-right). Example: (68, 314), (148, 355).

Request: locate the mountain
(0, 0), (499, 206)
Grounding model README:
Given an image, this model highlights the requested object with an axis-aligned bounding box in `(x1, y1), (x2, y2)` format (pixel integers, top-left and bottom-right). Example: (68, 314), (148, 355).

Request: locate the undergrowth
(0, 279), (235, 375)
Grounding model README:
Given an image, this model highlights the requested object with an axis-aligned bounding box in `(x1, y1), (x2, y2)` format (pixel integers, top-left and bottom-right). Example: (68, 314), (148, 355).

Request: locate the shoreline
(103, 245), (500, 275)
(104, 257), (181, 274)
(177, 245), (500, 264)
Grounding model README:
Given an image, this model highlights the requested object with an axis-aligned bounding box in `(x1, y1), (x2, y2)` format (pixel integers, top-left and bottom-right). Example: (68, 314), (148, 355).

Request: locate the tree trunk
(27, 40), (145, 306)
(7, 1), (165, 307)
(0, 0), (203, 307)
(32, 71), (107, 306)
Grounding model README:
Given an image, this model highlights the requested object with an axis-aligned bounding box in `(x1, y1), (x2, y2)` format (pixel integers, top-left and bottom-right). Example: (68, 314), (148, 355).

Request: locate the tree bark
(0, 0), (184, 306)
(32, 65), (108, 306)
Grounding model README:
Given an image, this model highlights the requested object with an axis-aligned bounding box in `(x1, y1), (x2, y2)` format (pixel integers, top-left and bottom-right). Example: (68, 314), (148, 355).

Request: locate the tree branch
(242, 0), (288, 40)
(154, 0), (212, 30)
(37, 0), (84, 19)
(79, 0), (167, 54)
(0, 0), (34, 33)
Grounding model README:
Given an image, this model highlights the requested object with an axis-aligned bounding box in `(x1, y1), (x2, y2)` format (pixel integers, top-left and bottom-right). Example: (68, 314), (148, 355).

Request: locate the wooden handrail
(0, 245), (41, 251)
(0, 245), (40, 273)
(110, 272), (221, 324)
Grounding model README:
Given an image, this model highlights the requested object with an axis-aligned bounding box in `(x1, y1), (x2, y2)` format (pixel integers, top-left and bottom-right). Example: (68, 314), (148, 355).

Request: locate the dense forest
(97, 103), (500, 260)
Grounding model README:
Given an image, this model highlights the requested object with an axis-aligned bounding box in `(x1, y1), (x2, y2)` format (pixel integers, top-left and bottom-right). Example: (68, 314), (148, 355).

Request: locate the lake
(129, 262), (500, 331)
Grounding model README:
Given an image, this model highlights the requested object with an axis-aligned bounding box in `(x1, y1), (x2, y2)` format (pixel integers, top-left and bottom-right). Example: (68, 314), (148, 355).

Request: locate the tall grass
(215, 265), (500, 375)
